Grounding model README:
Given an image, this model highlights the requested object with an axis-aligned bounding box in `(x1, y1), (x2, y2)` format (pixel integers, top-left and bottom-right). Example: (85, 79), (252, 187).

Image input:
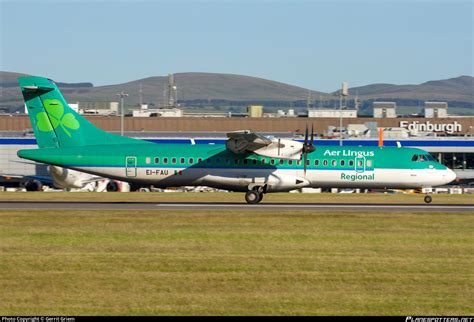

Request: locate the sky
(1, 0), (472, 92)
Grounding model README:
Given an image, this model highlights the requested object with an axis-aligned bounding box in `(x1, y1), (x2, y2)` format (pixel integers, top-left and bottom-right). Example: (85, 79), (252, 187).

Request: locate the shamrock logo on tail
(36, 99), (80, 138)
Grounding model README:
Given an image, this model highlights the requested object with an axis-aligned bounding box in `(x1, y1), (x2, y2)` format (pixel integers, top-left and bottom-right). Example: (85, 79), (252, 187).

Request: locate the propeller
(302, 124), (316, 175)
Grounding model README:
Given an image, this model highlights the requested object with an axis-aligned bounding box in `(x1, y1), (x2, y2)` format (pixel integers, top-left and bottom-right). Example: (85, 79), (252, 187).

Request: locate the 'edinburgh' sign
(399, 121), (462, 134)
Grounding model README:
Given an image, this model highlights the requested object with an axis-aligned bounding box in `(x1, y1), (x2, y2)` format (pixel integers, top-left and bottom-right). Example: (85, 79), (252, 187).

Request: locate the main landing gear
(424, 195), (432, 204)
(245, 186), (265, 204)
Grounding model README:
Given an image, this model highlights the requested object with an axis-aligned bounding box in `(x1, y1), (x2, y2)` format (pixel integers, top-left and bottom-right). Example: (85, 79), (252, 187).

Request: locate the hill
(349, 75), (474, 103)
(123, 73), (327, 101)
(0, 71), (472, 114)
(0, 72), (329, 111)
(0, 71), (29, 88)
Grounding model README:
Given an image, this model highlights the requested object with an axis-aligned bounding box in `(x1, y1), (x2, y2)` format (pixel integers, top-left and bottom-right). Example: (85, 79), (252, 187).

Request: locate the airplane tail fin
(19, 76), (140, 148)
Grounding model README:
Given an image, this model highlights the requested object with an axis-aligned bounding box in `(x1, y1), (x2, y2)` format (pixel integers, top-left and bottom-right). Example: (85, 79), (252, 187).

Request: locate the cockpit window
(413, 154), (436, 162)
(425, 154), (435, 161)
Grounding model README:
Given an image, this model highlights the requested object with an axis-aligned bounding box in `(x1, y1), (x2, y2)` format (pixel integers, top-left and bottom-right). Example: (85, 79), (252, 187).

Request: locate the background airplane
(17, 76), (456, 203)
(2, 162), (122, 191)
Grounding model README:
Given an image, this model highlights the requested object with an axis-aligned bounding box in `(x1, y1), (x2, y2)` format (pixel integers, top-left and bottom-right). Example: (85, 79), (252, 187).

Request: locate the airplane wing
(10, 160), (39, 166)
(226, 130), (304, 160)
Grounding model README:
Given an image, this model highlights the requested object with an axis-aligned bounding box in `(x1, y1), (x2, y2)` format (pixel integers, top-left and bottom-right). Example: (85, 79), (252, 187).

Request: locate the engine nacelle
(253, 139), (304, 160)
(49, 166), (84, 189)
(226, 137), (303, 160)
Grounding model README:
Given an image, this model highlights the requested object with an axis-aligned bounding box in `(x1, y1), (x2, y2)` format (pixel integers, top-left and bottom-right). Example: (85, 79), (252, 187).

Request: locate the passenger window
(419, 155), (425, 162)
(252, 159), (257, 165)
(216, 158), (221, 163)
(306, 160), (310, 166)
(225, 159), (230, 164)
(243, 159), (248, 165)
(297, 160), (301, 166)
(154, 157), (159, 164)
(412, 155), (418, 162)
(180, 158), (185, 164)
(340, 160), (345, 166)
(146, 157), (151, 164)
(279, 159), (284, 165)
(198, 158), (202, 163)
(172, 158), (177, 164)
(367, 160), (372, 167)
(189, 158), (194, 164)
(207, 158), (212, 164)
(323, 160), (328, 166)
(270, 159), (275, 165)
(357, 160), (363, 167)
(288, 160), (293, 166)
(349, 160), (354, 166)
(314, 160), (319, 166)
(261, 159), (266, 165)
(331, 160), (337, 166)
(234, 159), (239, 165)
(163, 157), (168, 164)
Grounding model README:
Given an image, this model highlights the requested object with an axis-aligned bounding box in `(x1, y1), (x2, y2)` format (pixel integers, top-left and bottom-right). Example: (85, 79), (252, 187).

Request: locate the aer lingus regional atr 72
(17, 76), (456, 203)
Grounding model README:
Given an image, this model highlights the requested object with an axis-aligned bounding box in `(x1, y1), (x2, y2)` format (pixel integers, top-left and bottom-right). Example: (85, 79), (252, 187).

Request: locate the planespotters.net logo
(406, 317), (473, 322)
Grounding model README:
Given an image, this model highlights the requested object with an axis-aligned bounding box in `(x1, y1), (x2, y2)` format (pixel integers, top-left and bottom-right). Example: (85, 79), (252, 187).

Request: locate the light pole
(339, 82), (348, 147)
(116, 92), (129, 136)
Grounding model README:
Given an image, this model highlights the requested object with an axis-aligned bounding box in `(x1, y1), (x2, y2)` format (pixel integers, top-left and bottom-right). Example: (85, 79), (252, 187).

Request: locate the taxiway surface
(1, 201), (473, 212)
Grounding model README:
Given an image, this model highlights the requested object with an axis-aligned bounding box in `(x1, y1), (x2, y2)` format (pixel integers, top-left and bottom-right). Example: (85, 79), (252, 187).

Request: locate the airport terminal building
(1, 115), (473, 189)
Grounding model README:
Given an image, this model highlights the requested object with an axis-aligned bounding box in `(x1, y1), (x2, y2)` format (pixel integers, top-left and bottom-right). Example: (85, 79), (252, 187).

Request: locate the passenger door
(125, 156), (137, 178)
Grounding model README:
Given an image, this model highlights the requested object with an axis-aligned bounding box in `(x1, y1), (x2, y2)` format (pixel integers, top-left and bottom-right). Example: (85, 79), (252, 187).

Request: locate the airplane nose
(445, 169), (456, 184)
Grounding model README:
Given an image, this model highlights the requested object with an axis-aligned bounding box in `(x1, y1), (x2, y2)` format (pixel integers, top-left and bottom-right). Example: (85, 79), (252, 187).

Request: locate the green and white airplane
(17, 76), (456, 203)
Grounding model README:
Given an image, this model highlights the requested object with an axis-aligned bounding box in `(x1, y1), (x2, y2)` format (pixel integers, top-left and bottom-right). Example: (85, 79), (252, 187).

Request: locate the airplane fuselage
(18, 143), (456, 192)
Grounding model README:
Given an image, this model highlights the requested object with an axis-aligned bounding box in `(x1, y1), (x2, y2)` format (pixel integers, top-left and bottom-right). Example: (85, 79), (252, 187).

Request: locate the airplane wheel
(25, 180), (42, 191)
(106, 181), (119, 192)
(424, 195), (432, 204)
(245, 190), (261, 204)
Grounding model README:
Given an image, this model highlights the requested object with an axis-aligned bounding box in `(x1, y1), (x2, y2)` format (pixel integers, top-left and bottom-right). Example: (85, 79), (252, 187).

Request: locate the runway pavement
(1, 201), (473, 212)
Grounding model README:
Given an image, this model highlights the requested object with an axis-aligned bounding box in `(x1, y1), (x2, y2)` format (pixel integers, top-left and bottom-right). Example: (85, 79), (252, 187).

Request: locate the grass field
(0, 191), (473, 204)
(0, 208), (472, 315)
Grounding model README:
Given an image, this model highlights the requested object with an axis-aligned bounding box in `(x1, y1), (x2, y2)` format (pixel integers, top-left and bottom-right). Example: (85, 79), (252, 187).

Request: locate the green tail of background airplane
(18, 76), (456, 203)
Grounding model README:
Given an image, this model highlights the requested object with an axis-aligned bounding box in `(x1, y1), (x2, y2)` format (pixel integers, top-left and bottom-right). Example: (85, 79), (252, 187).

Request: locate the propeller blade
(303, 150), (308, 175)
(304, 125), (308, 147)
(310, 124), (314, 146)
